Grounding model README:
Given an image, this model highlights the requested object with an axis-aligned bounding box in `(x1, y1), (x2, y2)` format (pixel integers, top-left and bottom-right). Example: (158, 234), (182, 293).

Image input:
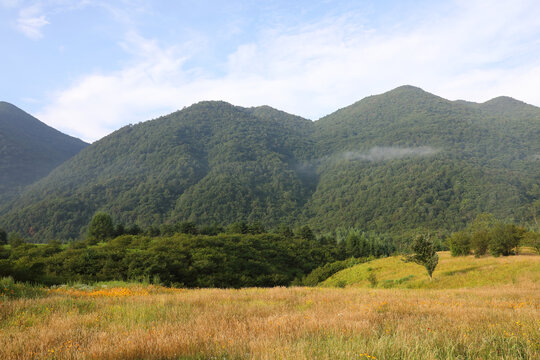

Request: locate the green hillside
(0, 86), (538, 241)
(321, 251), (540, 289)
(0, 102), (88, 204)
(0, 101), (315, 239)
(303, 86), (539, 232)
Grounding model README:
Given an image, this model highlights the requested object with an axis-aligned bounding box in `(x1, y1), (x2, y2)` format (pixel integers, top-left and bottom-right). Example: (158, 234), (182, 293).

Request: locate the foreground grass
(321, 251), (540, 289)
(0, 283), (539, 359)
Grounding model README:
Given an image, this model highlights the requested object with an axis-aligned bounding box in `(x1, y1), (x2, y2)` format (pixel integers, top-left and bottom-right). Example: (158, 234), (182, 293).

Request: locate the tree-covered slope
(0, 101), (315, 239)
(1, 87), (538, 240)
(0, 102), (88, 204)
(304, 86), (539, 232)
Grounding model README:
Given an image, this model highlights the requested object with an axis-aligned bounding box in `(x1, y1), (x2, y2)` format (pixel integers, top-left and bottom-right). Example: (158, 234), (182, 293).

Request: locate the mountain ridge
(0, 86), (538, 240)
(0, 101), (88, 205)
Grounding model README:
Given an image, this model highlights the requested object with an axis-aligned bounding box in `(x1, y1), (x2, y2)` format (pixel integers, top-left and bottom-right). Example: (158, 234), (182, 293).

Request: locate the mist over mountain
(0, 102), (88, 204)
(1, 86), (538, 240)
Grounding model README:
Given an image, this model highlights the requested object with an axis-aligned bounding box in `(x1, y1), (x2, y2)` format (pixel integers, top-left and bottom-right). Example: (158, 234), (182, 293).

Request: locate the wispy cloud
(344, 147), (440, 162)
(16, 4), (49, 39)
(36, 0), (540, 142)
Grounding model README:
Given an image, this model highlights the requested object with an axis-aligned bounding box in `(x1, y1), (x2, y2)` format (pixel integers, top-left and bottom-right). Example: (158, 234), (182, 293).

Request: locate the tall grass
(0, 283), (538, 359)
(0, 276), (46, 299)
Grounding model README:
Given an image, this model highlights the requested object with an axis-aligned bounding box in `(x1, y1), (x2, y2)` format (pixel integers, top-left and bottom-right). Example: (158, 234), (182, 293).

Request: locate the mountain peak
(480, 96), (539, 117)
(389, 85), (427, 93)
(483, 96), (525, 107)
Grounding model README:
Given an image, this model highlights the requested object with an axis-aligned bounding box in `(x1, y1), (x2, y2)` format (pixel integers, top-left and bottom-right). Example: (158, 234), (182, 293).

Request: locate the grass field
(322, 250), (540, 289)
(1, 253), (539, 359)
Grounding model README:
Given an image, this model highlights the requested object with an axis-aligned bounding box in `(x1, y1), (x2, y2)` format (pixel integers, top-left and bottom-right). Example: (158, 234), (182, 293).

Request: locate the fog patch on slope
(344, 146), (440, 161)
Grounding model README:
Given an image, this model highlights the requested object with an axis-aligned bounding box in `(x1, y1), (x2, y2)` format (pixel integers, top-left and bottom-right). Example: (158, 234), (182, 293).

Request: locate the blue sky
(1, 0), (540, 142)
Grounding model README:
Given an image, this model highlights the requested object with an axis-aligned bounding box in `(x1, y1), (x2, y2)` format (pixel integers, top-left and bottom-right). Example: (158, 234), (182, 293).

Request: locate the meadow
(1, 253), (539, 360)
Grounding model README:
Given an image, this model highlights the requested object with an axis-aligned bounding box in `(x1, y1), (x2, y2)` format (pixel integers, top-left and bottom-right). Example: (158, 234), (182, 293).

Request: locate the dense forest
(0, 86), (538, 241)
(0, 219), (398, 287)
(1, 213), (537, 288)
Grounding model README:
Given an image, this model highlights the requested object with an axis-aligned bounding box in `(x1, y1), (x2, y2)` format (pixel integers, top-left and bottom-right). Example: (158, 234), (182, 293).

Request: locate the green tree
(448, 231), (471, 256)
(471, 230), (490, 257)
(522, 231), (540, 254)
(276, 224), (294, 238)
(87, 212), (114, 244)
(0, 228), (7, 245)
(488, 224), (524, 256)
(176, 222), (198, 235)
(227, 222), (248, 234)
(7, 232), (25, 248)
(295, 225), (315, 241)
(403, 234), (439, 280)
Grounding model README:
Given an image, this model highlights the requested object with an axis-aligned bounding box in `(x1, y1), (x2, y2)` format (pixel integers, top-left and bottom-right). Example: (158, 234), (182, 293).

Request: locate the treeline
(0, 218), (397, 288)
(447, 214), (540, 257)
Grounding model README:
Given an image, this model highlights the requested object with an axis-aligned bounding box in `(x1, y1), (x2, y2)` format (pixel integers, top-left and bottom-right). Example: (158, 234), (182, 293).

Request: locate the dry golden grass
(1, 283), (539, 359)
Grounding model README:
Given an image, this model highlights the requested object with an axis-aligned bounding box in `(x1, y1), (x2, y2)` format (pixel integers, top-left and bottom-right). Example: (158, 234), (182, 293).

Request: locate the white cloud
(16, 5), (49, 39)
(37, 0), (540, 142)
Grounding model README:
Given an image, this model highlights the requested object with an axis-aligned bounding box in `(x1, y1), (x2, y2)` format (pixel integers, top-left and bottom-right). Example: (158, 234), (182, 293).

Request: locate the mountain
(0, 87), (538, 240)
(0, 102), (88, 204)
(0, 101), (315, 239)
(303, 86), (539, 232)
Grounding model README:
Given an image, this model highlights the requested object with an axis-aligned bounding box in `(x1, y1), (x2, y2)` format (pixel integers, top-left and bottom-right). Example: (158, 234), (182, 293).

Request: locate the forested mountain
(0, 102), (88, 204)
(0, 102), (315, 239)
(304, 86), (539, 232)
(0, 86), (538, 240)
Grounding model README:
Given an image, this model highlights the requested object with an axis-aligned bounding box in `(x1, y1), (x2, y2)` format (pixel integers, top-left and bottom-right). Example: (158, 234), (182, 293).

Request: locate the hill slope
(0, 87), (538, 240)
(303, 86), (539, 232)
(0, 102), (315, 239)
(0, 102), (88, 204)
(321, 251), (540, 289)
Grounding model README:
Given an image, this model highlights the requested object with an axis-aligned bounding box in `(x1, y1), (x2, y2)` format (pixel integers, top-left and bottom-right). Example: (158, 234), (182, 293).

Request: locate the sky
(1, 0), (540, 143)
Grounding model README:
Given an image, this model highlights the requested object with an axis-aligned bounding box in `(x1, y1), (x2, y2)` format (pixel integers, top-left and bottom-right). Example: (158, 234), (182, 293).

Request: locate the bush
(367, 270), (378, 288)
(522, 231), (540, 255)
(448, 231), (471, 256)
(488, 224), (524, 257)
(471, 230), (490, 257)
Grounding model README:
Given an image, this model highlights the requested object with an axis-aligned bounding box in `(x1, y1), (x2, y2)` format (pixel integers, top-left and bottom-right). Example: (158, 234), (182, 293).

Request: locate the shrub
(522, 231), (540, 255)
(488, 224), (524, 257)
(448, 231), (471, 256)
(471, 230), (490, 257)
(367, 271), (378, 288)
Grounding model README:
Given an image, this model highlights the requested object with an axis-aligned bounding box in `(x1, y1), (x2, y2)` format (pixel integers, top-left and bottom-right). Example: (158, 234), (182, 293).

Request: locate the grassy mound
(320, 251), (540, 289)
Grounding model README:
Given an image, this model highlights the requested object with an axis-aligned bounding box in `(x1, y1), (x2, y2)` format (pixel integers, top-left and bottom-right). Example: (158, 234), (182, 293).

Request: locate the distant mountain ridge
(0, 86), (538, 240)
(0, 102), (88, 204)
